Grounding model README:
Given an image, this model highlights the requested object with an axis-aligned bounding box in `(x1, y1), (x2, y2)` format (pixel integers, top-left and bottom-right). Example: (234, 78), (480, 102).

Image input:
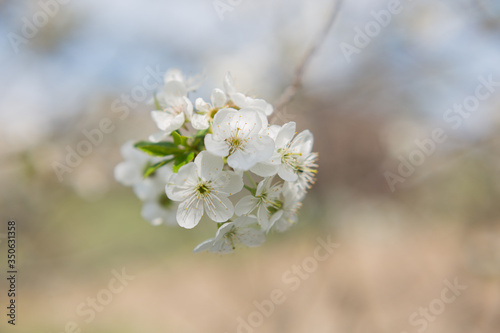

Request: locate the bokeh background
(1, 0), (500, 332)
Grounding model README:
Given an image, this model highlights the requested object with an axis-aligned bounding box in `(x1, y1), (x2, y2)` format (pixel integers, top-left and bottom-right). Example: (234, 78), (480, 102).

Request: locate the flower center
(209, 108), (219, 118)
(223, 226), (237, 250)
(232, 137), (242, 147)
(278, 148), (302, 168)
(196, 182), (212, 197)
(267, 200), (283, 215)
(226, 127), (246, 154)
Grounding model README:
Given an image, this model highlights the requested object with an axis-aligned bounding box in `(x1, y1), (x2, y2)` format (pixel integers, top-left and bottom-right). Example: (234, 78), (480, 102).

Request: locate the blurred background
(1, 0), (500, 332)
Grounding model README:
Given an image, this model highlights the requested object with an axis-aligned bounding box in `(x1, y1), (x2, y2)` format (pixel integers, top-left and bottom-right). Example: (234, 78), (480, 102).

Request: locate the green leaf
(172, 131), (189, 147)
(134, 141), (184, 157)
(153, 94), (162, 110)
(143, 158), (175, 178)
(173, 151), (195, 173)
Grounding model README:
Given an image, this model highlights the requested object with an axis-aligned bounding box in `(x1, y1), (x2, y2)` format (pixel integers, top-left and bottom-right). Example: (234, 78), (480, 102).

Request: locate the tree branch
(273, 0), (344, 116)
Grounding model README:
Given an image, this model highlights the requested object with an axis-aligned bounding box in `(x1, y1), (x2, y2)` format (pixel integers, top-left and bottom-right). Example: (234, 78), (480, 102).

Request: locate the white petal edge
(204, 195), (234, 223)
(176, 197), (204, 229)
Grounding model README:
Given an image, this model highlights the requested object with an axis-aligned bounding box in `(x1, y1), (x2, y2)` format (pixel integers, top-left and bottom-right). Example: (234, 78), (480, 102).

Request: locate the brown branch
(273, 0), (344, 116)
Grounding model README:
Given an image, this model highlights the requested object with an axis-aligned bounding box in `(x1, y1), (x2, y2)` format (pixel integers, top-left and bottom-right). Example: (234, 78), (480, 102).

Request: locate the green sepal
(244, 185), (257, 196)
(172, 131), (189, 147)
(173, 151), (195, 173)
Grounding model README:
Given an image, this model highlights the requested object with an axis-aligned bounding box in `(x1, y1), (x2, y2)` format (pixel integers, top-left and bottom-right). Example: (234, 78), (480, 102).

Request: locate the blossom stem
(244, 185), (257, 196)
(244, 171), (257, 188)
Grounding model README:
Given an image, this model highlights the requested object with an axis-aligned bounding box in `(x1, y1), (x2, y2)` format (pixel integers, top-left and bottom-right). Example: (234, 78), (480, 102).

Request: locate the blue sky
(1, 0), (499, 149)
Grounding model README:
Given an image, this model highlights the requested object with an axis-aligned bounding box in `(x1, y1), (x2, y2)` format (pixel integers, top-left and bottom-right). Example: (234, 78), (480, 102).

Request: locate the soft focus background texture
(1, 0), (500, 332)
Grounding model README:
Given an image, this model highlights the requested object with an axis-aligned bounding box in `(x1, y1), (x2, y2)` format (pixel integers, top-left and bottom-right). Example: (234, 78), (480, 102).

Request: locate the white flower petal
(236, 109), (263, 135)
(151, 110), (174, 131)
(176, 197), (204, 229)
(269, 182), (283, 197)
(235, 195), (259, 216)
(215, 222), (236, 239)
(169, 163), (198, 185)
(120, 140), (146, 161)
(257, 204), (271, 229)
(163, 113), (185, 134)
(275, 122), (296, 148)
(258, 109), (269, 128)
(195, 223), (235, 253)
(227, 150), (252, 170)
(250, 162), (280, 178)
(265, 125), (281, 139)
(166, 184), (192, 202)
(141, 202), (165, 226)
(227, 135), (274, 170)
(182, 97), (194, 118)
(283, 181), (306, 201)
(250, 98), (273, 116)
(166, 163), (198, 201)
(194, 151), (223, 180)
(148, 131), (168, 143)
(215, 171), (243, 196)
(211, 108), (236, 136)
(205, 134), (230, 157)
(191, 114), (210, 130)
(195, 98), (211, 113)
(273, 216), (294, 233)
(211, 239), (235, 253)
(268, 210), (284, 232)
(193, 238), (215, 253)
(256, 177), (272, 196)
(233, 215), (258, 226)
(278, 165), (298, 182)
(204, 194), (234, 222)
(141, 201), (177, 227)
(243, 106), (269, 128)
(237, 228), (266, 247)
(133, 179), (160, 201)
(230, 92), (248, 108)
(211, 223), (238, 253)
(211, 88), (227, 108)
(253, 135), (275, 158)
(223, 72), (237, 95)
(114, 162), (142, 186)
(291, 130), (314, 155)
(162, 80), (187, 99)
(185, 73), (205, 92)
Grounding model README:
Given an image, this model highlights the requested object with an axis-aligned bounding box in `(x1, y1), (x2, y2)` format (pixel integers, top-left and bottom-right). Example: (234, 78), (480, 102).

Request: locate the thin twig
(273, 0), (344, 115)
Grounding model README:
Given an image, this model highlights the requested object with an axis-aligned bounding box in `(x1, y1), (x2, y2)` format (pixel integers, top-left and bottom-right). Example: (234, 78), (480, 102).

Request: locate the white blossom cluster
(114, 69), (318, 254)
